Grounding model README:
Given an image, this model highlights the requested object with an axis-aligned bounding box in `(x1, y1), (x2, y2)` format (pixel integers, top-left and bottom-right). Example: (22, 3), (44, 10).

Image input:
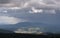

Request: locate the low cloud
(14, 27), (42, 33)
(29, 7), (56, 14)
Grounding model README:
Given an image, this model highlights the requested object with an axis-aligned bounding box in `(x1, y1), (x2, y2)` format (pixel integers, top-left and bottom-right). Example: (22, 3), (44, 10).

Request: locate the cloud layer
(14, 27), (42, 33)
(0, 0), (60, 14)
(0, 0), (60, 9)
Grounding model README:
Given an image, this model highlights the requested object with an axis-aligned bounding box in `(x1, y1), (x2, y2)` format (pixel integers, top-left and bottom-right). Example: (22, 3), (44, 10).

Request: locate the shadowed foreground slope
(0, 33), (60, 38)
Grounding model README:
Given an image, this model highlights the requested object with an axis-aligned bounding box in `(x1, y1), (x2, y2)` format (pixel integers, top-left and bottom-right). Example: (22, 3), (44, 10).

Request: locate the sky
(0, 0), (60, 25)
(0, 0), (60, 9)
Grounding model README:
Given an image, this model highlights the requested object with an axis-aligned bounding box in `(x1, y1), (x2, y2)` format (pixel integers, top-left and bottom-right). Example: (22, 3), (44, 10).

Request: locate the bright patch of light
(0, 16), (22, 24)
(29, 7), (43, 13)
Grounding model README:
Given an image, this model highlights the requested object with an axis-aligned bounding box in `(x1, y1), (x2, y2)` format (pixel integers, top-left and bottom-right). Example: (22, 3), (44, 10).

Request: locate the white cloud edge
(0, 16), (27, 25)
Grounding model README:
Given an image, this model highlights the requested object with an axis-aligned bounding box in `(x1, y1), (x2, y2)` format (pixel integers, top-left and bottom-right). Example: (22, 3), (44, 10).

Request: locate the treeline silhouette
(0, 33), (60, 38)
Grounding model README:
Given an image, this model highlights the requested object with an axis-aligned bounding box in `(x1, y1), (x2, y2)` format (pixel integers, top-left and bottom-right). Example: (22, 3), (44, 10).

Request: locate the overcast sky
(0, 0), (60, 8)
(0, 0), (60, 25)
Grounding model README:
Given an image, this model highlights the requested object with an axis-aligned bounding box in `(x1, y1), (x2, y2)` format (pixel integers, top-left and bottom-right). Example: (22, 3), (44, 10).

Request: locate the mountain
(0, 22), (47, 31)
(0, 22), (60, 33)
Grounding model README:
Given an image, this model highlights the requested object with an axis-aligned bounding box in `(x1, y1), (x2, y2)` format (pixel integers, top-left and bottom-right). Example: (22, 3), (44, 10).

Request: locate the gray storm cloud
(0, 0), (60, 10)
(0, 0), (10, 4)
